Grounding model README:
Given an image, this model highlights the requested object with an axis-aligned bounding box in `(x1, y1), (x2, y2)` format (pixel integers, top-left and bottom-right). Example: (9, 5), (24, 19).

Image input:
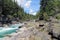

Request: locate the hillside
(0, 0), (35, 24)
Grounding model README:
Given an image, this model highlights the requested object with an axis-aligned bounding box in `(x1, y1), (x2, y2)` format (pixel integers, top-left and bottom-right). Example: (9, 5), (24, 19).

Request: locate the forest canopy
(36, 0), (60, 20)
(0, 0), (35, 23)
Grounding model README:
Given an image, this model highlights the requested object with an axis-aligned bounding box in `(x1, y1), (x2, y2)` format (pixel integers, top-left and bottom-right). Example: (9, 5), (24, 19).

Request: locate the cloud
(15, 0), (32, 8)
(29, 9), (34, 13)
(29, 9), (37, 15)
(15, 0), (25, 6)
(32, 12), (37, 15)
(29, 12), (37, 15)
(25, 0), (32, 8)
(15, 0), (37, 15)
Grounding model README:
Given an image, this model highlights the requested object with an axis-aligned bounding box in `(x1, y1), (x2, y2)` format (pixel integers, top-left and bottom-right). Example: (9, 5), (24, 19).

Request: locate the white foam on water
(0, 23), (24, 38)
(0, 38), (3, 40)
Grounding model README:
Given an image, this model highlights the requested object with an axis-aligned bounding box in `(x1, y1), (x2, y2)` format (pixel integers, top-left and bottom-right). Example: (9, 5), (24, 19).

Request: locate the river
(0, 23), (24, 38)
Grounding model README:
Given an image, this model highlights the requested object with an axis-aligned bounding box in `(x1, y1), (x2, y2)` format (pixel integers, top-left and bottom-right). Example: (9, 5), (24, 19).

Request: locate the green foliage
(0, 0), (35, 21)
(36, 0), (60, 20)
(55, 14), (60, 20)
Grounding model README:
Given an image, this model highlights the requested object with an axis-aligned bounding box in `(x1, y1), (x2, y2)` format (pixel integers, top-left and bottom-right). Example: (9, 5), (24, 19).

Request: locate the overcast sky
(16, 0), (40, 15)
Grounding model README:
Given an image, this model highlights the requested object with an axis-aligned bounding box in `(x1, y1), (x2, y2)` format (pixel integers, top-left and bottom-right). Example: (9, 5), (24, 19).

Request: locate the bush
(55, 14), (60, 20)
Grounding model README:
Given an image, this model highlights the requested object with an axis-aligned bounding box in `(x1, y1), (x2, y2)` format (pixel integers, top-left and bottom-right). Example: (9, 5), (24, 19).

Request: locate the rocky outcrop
(0, 26), (51, 40)
(47, 21), (60, 40)
(0, 20), (60, 40)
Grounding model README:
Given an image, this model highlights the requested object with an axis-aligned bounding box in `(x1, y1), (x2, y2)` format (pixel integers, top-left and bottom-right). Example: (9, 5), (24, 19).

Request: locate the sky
(16, 0), (40, 15)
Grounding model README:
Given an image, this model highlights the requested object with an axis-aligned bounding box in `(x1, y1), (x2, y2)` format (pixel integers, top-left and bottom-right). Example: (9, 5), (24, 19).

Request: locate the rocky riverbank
(0, 20), (60, 40)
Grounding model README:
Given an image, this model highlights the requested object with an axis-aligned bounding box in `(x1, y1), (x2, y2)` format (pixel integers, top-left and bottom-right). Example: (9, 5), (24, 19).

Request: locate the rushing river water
(0, 23), (23, 38)
(0, 28), (17, 38)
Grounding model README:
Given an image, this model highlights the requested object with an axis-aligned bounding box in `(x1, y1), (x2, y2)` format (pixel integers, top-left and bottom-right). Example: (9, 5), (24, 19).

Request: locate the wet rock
(47, 22), (60, 40)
